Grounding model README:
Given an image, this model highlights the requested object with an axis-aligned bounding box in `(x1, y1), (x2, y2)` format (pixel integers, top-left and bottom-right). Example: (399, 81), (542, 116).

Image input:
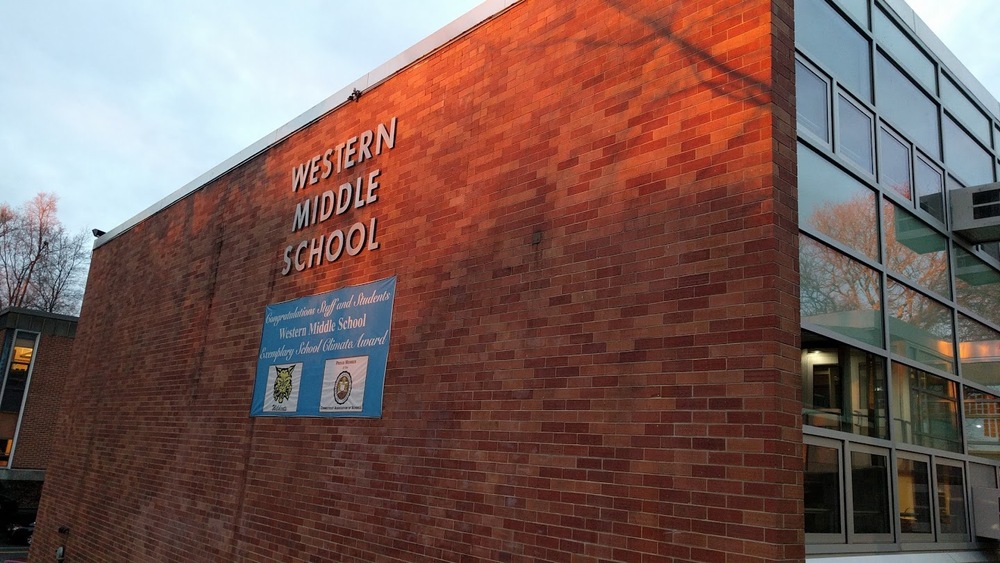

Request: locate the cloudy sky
(1, 0), (999, 238)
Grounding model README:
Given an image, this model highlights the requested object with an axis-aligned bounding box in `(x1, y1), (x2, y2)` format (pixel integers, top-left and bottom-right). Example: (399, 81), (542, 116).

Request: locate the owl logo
(273, 365), (295, 403)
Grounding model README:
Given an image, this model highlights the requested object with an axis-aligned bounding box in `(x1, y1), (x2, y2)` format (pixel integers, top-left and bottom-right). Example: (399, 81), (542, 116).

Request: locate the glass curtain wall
(796, 0), (1000, 552)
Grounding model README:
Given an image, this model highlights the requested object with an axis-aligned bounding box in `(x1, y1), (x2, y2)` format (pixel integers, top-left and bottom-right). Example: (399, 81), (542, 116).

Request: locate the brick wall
(37, 0), (801, 560)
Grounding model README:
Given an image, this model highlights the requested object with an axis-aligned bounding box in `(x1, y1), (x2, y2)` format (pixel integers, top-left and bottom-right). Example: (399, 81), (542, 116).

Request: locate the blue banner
(251, 276), (395, 417)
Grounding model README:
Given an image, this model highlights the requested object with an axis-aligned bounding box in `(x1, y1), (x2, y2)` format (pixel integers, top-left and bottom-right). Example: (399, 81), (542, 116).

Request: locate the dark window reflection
(936, 464), (968, 536)
(805, 444), (843, 535)
(851, 450), (891, 534)
(896, 458), (932, 534)
(802, 332), (888, 438)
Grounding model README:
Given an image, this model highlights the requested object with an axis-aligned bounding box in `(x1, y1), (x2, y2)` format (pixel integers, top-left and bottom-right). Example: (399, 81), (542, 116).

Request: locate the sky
(1, 0), (999, 239)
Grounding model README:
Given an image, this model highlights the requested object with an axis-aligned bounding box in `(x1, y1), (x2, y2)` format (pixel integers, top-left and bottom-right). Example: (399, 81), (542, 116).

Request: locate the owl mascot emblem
(273, 365), (295, 403)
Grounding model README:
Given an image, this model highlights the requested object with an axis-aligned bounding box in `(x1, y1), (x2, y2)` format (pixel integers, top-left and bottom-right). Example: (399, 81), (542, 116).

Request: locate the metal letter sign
(251, 276), (396, 417)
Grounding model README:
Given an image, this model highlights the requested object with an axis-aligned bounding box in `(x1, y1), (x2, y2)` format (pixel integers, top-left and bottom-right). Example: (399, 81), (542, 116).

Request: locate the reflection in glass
(798, 144), (879, 260)
(964, 387), (1000, 462)
(943, 116), (993, 186)
(797, 60), (830, 142)
(914, 156), (945, 222)
(892, 364), (961, 452)
(875, 53), (939, 159)
(805, 444), (843, 535)
(796, 0), (872, 101)
(954, 246), (1000, 327)
(802, 332), (887, 437)
(838, 95), (874, 174)
(879, 128), (911, 200)
(896, 458), (931, 535)
(886, 280), (954, 372)
(957, 315), (1000, 388)
(851, 451), (891, 534)
(872, 7), (935, 91)
(0, 333), (36, 469)
(800, 236), (883, 346)
(936, 464), (968, 536)
(942, 76), (991, 144)
(883, 203), (949, 298)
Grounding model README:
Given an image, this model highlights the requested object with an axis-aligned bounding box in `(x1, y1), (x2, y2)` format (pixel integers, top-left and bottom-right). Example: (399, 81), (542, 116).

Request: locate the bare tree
(0, 193), (90, 315)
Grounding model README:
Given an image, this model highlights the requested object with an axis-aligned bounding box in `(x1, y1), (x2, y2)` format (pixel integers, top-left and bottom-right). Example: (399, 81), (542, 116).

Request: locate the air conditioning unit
(952, 183), (1000, 243)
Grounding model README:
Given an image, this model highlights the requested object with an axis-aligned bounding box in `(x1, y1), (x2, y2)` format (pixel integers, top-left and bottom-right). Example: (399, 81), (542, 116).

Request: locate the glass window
(802, 331), (888, 438)
(944, 116), (993, 186)
(957, 315), (1000, 388)
(942, 76), (990, 145)
(873, 8), (935, 91)
(884, 202), (950, 298)
(879, 127), (911, 200)
(935, 463), (968, 537)
(954, 246), (1000, 327)
(798, 143), (879, 260)
(796, 0), (872, 101)
(833, 0), (869, 28)
(886, 280), (954, 372)
(875, 53), (940, 159)
(800, 235), (884, 347)
(896, 456), (932, 536)
(964, 387), (1000, 462)
(805, 441), (844, 537)
(892, 364), (962, 452)
(851, 449), (892, 535)
(0, 332), (37, 469)
(797, 60), (831, 142)
(838, 94), (874, 174)
(914, 155), (945, 222)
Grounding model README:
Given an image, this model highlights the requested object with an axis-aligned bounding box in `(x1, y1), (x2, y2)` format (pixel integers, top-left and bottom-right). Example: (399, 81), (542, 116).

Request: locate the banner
(251, 276), (395, 417)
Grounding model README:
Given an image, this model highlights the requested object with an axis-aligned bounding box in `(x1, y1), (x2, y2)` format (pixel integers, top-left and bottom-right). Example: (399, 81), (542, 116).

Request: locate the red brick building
(33, 0), (1000, 561)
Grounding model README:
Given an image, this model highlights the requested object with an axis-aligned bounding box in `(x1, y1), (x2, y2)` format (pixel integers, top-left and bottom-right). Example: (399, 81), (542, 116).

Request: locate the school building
(33, 0), (1000, 560)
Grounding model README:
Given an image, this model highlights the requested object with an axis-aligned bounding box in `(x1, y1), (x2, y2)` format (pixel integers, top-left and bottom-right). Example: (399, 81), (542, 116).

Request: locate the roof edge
(93, 0), (521, 250)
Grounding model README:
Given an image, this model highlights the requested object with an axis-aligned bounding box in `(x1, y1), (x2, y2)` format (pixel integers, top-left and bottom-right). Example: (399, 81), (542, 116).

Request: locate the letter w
(291, 162), (309, 192)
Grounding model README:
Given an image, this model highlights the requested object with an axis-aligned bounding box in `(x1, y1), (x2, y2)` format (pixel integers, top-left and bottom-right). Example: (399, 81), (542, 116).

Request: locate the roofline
(93, 0), (521, 249)
(0, 307), (79, 324)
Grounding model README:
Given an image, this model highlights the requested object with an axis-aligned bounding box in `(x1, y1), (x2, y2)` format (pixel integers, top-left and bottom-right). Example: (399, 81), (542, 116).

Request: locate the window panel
(892, 364), (962, 452)
(851, 450), (892, 534)
(964, 387), (1000, 462)
(886, 280), (954, 372)
(883, 202), (950, 298)
(944, 116), (993, 186)
(798, 143), (879, 260)
(833, 0), (869, 28)
(873, 8), (935, 91)
(805, 442), (844, 536)
(914, 155), (945, 223)
(800, 235), (884, 347)
(838, 94), (874, 174)
(802, 331), (888, 437)
(935, 463), (968, 537)
(942, 76), (990, 145)
(954, 246), (1000, 327)
(896, 456), (932, 535)
(796, 0), (872, 101)
(875, 53), (940, 159)
(797, 60), (831, 142)
(957, 315), (1000, 388)
(879, 127), (911, 200)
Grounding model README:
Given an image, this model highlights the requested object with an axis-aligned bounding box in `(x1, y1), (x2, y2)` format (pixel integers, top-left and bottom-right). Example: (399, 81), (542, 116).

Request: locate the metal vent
(952, 183), (1000, 243)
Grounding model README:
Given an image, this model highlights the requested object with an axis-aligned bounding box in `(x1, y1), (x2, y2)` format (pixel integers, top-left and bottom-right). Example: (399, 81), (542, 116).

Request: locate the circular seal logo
(334, 371), (352, 404)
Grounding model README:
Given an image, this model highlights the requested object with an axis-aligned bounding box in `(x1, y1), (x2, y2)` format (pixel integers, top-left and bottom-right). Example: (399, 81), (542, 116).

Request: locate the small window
(797, 60), (831, 142)
(838, 94), (874, 174)
(944, 115), (993, 186)
(879, 127), (911, 200)
(850, 448), (892, 538)
(914, 155), (945, 223)
(805, 439), (845, 540)
(896, 454), (933, 538)
(935, 462), (969, 539)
